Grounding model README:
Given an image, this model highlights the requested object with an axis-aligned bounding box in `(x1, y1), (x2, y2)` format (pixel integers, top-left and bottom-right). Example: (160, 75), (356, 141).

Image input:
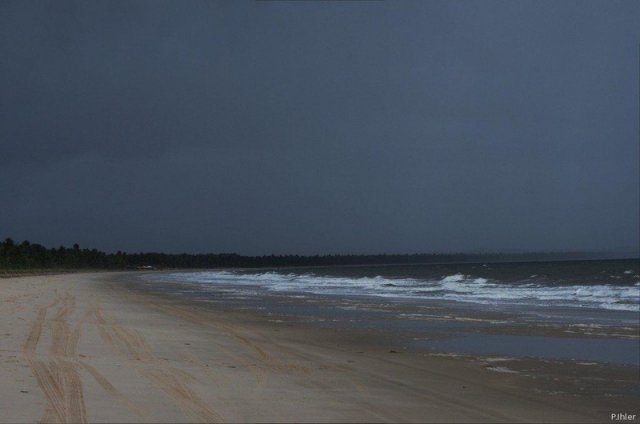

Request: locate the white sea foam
(441, 274), (466, 282)
(150, 271), (640, 312)
(485, 366), (519, 374)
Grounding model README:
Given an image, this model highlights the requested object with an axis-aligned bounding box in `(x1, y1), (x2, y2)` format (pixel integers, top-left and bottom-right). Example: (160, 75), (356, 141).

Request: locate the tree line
(0, 237), (597, 271)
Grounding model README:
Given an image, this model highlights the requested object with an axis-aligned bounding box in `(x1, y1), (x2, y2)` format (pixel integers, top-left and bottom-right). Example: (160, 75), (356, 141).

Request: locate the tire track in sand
(90, 304), (224, 423)
(147, 302), (270, 386)
(79, 360), (150, 421)
(23, 289), (87, 424)
(23, 293), (60, 356)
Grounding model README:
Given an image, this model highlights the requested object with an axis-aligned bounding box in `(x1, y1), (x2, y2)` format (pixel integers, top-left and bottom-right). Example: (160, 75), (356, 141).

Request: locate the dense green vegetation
(0, 237), (603, 271)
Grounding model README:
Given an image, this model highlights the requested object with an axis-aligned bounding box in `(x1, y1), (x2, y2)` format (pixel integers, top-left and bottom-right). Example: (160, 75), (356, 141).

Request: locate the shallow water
(413, 334), (640, 366)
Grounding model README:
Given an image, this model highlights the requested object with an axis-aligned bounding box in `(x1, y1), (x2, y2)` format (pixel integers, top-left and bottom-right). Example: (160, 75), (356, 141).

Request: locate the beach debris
(388, 349), (401, 353)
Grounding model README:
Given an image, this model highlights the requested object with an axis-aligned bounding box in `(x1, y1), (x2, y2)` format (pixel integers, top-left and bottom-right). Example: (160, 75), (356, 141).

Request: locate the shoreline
(1, 272), (638, 423)
(136, 270), (640, 357)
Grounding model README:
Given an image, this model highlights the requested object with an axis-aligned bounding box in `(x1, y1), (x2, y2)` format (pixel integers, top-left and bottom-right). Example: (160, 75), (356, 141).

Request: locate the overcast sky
(1, 1), (638, 255)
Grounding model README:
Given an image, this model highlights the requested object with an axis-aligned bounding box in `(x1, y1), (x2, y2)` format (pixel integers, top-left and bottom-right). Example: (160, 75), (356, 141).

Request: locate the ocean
(138, 259), (639, 366)
(148, 259), (640, 313)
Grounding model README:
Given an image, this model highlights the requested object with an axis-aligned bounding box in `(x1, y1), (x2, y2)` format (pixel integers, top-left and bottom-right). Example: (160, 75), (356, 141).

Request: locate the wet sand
(0, 272), (638, 423)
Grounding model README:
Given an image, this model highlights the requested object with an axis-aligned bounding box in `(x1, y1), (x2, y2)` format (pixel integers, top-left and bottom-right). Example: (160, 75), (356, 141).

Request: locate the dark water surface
(136, 259), (640, 366)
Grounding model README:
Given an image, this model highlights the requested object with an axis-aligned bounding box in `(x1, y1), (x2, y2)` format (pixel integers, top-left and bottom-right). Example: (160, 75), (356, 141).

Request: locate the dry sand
(0, 272), (636, 423)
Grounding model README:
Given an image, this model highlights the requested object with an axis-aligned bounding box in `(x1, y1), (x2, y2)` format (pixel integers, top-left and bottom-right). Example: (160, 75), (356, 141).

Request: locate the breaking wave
(150, 271), (640, 312)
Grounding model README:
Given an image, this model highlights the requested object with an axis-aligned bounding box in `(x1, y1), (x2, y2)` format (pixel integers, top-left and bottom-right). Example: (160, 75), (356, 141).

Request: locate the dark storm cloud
(1, 1), (638, 255)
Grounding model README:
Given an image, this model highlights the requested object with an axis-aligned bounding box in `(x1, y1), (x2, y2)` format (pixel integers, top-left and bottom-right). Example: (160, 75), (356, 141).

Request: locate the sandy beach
(0, 272), (637, 423)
